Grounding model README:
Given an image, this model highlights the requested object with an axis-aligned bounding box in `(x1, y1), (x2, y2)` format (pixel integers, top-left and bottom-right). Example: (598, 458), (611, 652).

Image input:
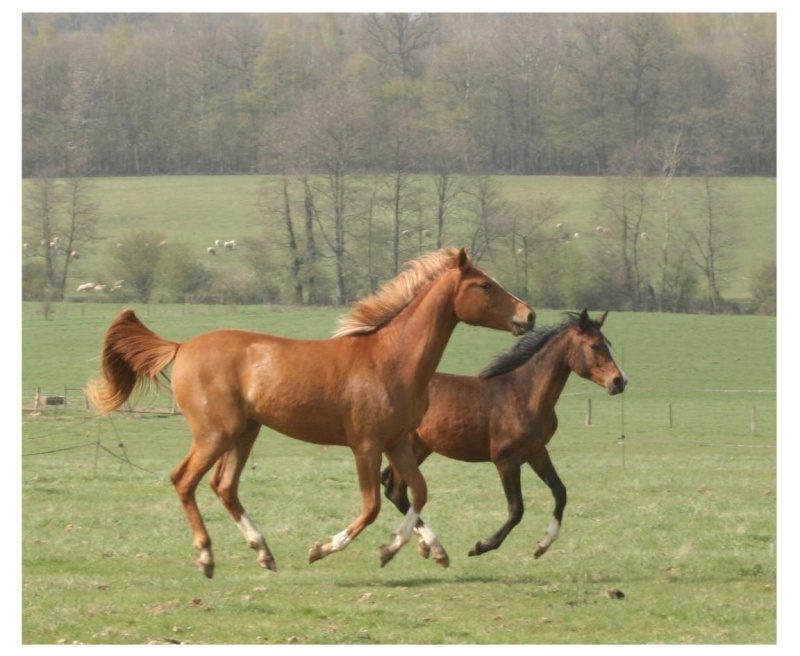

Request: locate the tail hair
(85, 309), (180, 414)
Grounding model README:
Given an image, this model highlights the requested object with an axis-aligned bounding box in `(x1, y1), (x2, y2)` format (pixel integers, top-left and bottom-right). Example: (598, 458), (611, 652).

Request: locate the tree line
(22, 171), (776, 316)
(22, 13), (775, 179)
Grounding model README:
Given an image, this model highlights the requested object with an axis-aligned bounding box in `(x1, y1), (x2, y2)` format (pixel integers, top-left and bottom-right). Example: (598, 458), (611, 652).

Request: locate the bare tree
(362, 13), (438, 80)
(254, 174), (304, 304)
(510, 194), (566, 300)
(598, 141), (654, 309)
(23, 172), (98, 300)
(461, 175), (508, 265)
(428, 172), (461, 250)
(655, 128), (683, 311)
(682, 176), (737, 313)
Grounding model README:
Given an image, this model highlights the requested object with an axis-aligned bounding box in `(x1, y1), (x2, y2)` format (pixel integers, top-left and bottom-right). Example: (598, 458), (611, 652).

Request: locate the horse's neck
(380, 273), (459, 388)
(519, 333), (573, 414)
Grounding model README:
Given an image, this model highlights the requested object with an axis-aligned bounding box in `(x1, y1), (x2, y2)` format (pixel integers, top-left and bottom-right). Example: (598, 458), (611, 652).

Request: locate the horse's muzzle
(512, 311), (536, 336)
(607, 374), (627, 395)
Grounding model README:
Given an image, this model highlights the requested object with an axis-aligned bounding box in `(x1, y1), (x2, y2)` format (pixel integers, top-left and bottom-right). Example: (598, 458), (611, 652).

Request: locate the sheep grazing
(224, 240), (236, 250)
(401, 230), (412, 237)
(77, 283), (95, 292)
(70, 250), (80, 259)
(215, 239), (222, 247)
(93, 284), (107, 293)
(207, 247), (217, 255)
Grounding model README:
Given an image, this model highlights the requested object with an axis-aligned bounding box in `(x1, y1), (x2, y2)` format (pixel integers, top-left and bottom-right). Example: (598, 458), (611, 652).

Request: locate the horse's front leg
(469, 457), (523, 556)
(380, 440), (449, 568)
(308, 447), (382, 564)
(528, 447), (567, 559)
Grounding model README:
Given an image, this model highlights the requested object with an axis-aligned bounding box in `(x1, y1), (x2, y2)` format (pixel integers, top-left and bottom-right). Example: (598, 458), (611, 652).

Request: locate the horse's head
(568, 310), (627, 395)
(451, 248), (535, 336)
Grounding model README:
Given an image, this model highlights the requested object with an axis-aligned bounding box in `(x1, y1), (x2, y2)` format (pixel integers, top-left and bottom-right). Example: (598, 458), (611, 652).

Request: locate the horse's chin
(606, 382), (626, 396)
(511, 321), (534, 336)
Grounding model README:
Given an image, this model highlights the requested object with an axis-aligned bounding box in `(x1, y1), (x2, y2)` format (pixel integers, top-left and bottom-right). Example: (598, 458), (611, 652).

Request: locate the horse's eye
(479, 281), (492, 290)
(590, 343), (600, 351)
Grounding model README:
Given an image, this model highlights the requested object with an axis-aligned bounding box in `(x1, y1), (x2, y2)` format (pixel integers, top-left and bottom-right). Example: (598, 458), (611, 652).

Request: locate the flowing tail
(85, 309), (181, 414)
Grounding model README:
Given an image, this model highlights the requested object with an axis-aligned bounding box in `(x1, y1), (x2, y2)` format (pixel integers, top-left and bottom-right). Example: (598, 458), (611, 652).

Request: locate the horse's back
(170, 329), (360, 445)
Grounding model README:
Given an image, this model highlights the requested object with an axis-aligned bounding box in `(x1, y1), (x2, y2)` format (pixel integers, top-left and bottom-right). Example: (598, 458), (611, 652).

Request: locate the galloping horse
(381, 310), (626, 560)
(86, 247), (534, 577)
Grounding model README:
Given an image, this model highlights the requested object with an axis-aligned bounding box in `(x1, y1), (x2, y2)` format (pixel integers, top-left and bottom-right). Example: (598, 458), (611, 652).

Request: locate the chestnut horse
(86, 247), (534, 577)
(381, 310), (626, 560)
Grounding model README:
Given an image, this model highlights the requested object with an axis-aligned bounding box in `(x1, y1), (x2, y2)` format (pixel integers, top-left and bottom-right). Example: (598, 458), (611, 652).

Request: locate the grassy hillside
(21, 175), (776, 304)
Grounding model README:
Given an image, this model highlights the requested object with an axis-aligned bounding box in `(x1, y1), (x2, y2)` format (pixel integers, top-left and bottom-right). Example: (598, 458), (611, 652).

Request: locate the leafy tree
(751, 259), (776, 316)
(155, 242), (213, 302)
(108, 230), (166, 302)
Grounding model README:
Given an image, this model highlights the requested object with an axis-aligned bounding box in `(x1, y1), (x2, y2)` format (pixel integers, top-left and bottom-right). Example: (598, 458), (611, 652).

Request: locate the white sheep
(207, 247), (217, 255)
(77, 283), (95, 292)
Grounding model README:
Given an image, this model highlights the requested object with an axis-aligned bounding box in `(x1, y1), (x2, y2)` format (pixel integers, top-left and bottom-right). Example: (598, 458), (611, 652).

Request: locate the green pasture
(22, 175), (776, 302)
(21, 303), (776, 644)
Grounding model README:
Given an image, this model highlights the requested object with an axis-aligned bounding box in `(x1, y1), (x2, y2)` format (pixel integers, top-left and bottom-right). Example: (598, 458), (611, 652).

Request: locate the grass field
(21, 174), (776, 303)
(20, 302), (777, 645)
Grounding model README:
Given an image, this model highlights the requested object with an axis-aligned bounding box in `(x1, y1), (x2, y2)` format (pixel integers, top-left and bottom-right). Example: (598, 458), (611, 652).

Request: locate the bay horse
(86, 247), (534, 578)
(381, 310), (627, 560)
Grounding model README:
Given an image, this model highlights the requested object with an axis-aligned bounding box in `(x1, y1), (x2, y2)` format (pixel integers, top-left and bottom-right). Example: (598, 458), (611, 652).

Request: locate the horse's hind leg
(209, 421), (276, 573)
(469, 457), (523, 556)
(171, 440), (229, 578)
(380, 440), (449, 568)
(528, 447), (566, 559)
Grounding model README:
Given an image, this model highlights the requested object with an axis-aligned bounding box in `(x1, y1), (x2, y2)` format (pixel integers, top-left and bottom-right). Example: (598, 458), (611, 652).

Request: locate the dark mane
(478, 312), (600, 379)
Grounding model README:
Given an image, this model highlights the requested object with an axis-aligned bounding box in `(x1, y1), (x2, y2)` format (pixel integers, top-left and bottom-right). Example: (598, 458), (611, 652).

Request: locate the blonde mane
(334, 247), (460, 337)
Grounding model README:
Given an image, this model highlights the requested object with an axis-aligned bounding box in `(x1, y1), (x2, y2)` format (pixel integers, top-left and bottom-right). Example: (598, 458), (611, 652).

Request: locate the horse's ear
(578, 309), (590, 330)
(457, 247), (471, 271)
(597, 311), (608, 327)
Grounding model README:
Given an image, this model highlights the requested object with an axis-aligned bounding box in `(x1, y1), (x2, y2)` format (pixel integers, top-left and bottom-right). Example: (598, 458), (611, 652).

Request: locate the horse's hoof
(468, 542), (484, 557)
(379, 544), (395, 567)
(196, 559), (214, 578)
(434, 553), (450, 568)
(416, 538), (431, 559)
(308, 542), (325, 564)
(259, 556), (278, 573)
(534, 543), (547, 559)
